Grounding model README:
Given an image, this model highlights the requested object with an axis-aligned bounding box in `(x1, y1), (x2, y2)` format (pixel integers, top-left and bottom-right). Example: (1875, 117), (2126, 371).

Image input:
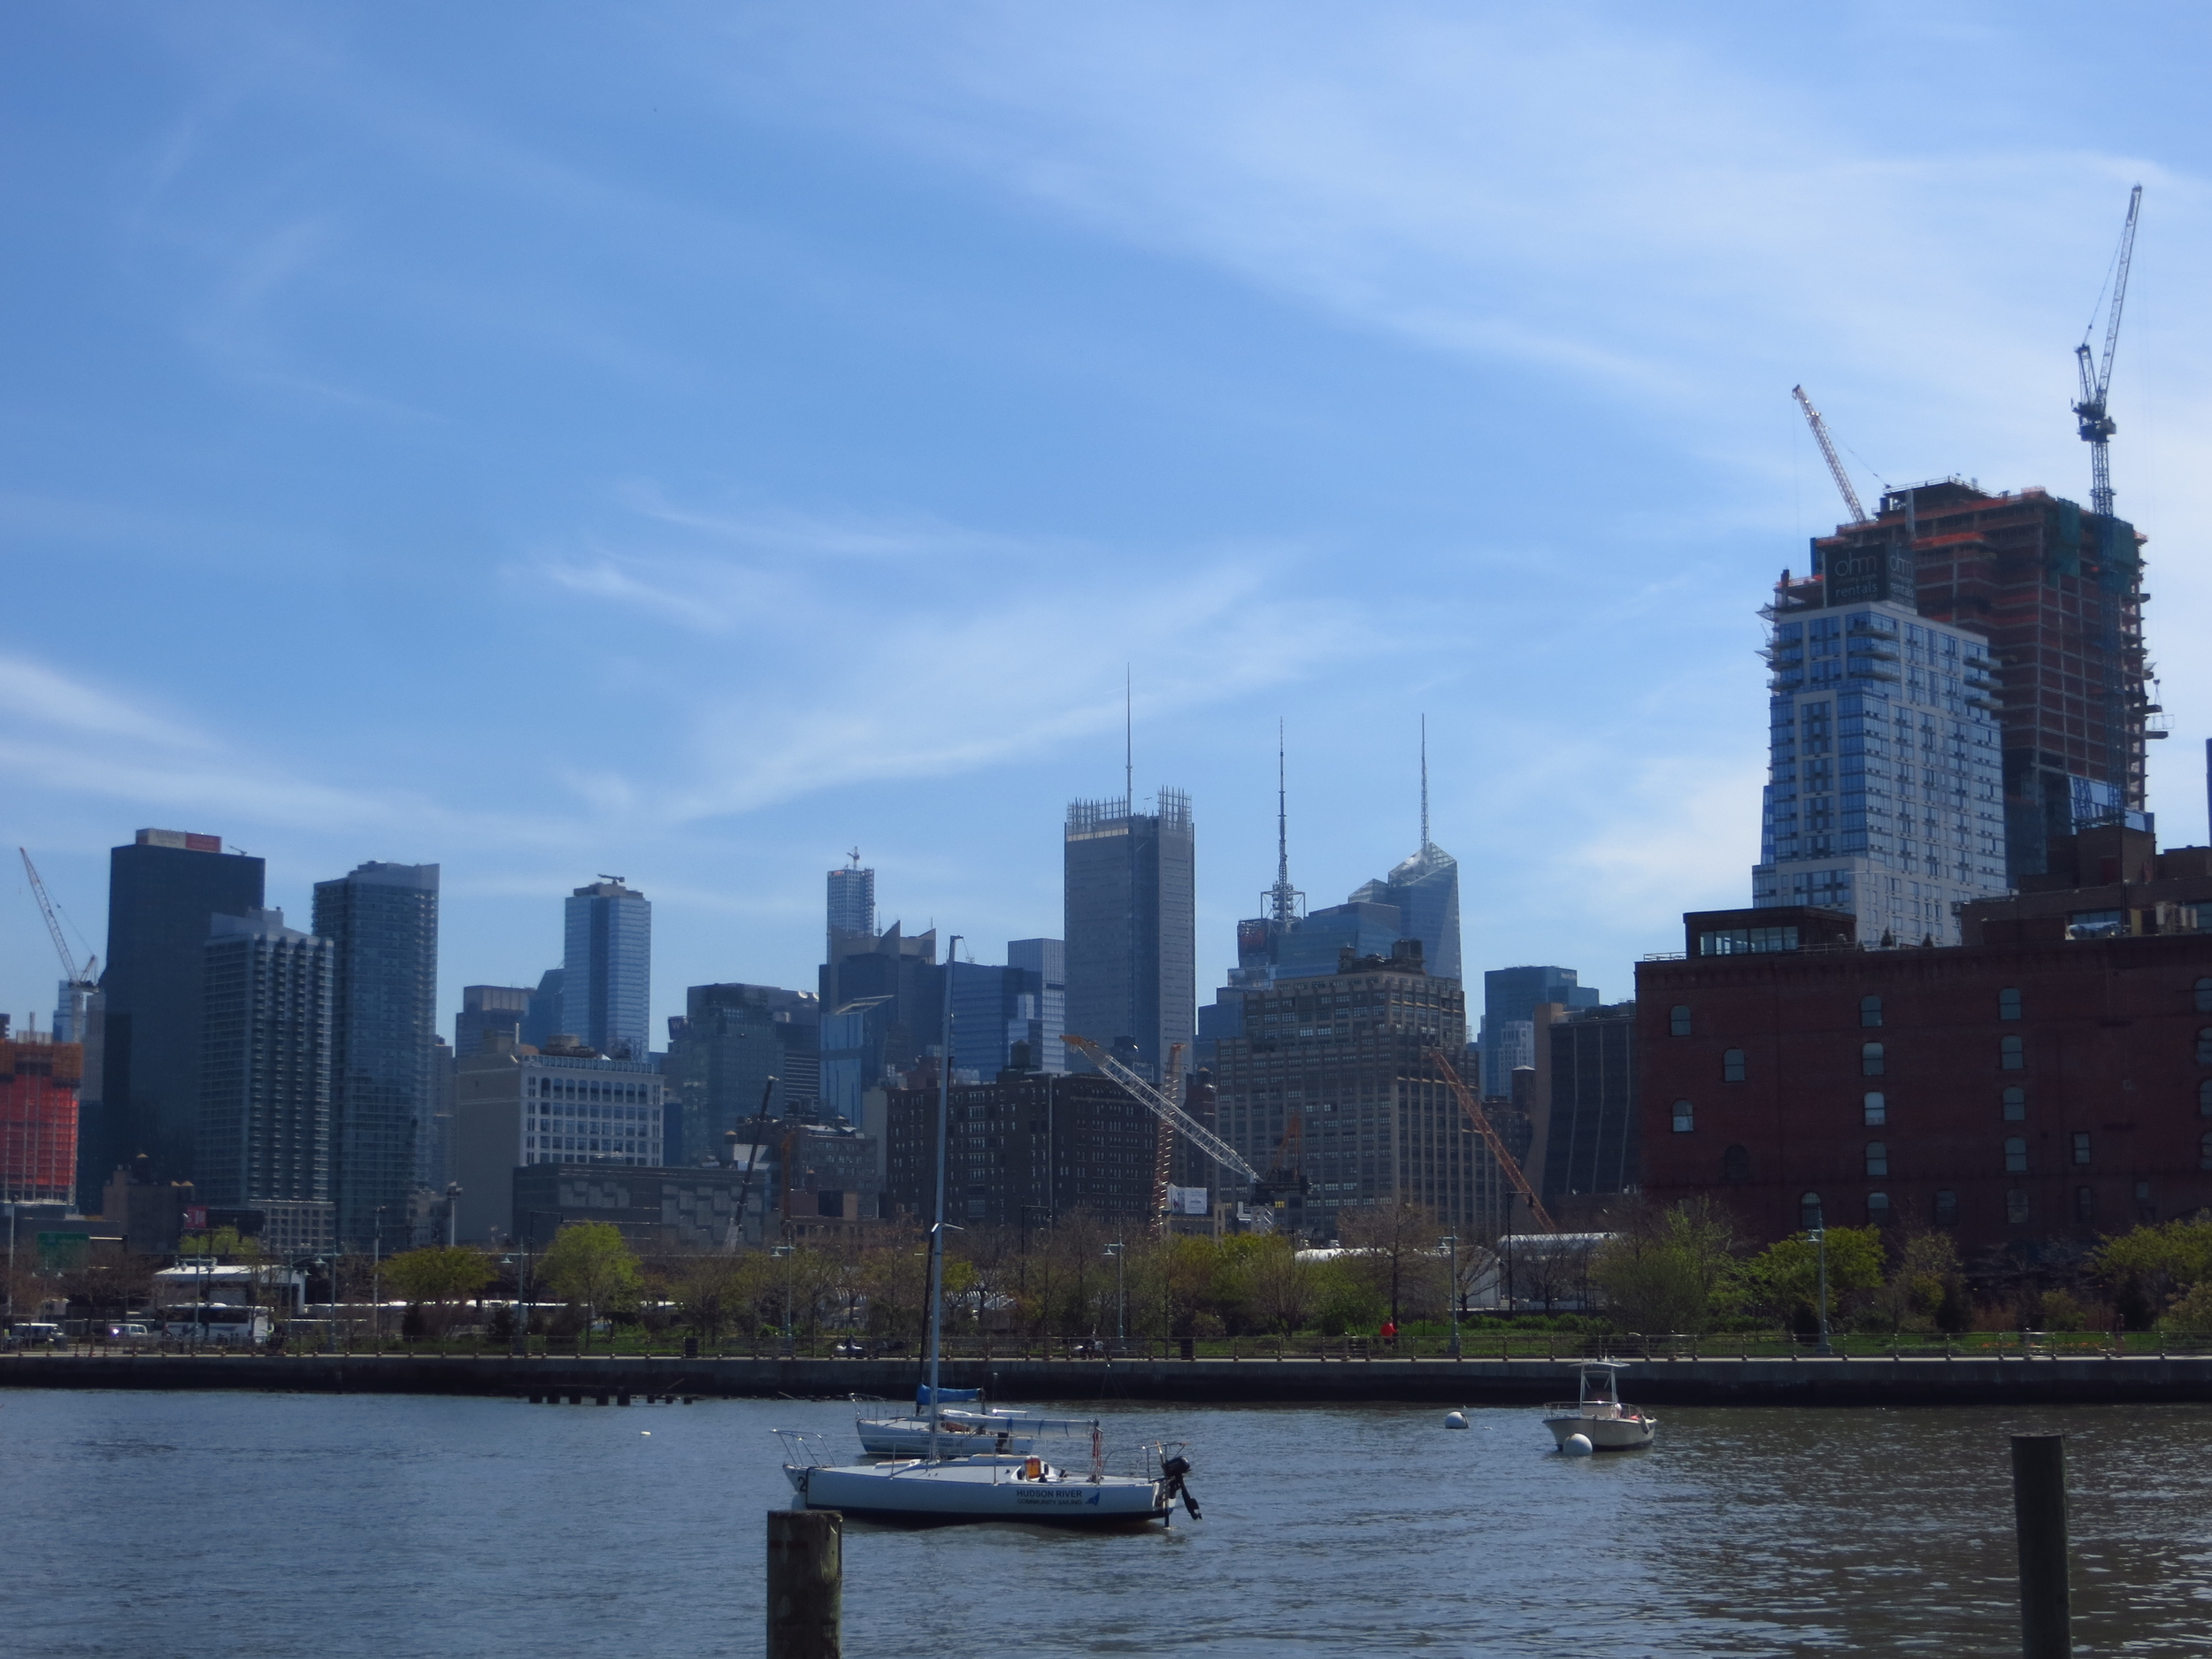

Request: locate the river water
(3, 1387), (2208, 1656)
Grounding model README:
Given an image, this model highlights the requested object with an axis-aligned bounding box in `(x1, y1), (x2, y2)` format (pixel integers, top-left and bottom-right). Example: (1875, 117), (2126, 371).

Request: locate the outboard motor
(1159, 1453), (1201, 1519)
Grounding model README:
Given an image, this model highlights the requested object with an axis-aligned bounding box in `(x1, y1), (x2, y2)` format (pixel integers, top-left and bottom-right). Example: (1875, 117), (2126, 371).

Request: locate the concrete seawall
(7, 1350), (2211, 1407)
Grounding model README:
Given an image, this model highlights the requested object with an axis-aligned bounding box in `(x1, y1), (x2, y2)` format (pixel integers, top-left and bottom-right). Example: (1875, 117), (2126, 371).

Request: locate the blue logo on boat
(1086, 1492), (1100, 1505)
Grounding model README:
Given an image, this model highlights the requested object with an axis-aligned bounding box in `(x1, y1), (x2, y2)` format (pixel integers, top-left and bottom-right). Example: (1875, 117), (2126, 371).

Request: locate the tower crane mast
(19, 848), (96, 987)
(1791, 385), (1870, 525)
(2074, 185), (2141, 518)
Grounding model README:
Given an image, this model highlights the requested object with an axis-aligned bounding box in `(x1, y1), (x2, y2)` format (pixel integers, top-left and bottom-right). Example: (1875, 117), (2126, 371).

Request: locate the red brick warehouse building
(1637, 826), (2212, 1253)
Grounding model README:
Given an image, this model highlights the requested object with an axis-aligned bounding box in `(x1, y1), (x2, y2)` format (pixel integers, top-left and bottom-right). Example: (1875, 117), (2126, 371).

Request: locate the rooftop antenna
(1419, 714), (1431, 854)
(1125, 664), (1133, 812)
(1265, 718), (1302, 926)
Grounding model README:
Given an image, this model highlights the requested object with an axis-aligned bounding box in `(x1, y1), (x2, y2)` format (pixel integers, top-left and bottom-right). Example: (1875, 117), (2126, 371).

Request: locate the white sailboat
(852, 1388), (1102, 1460)
(778, 936), (1198, 1527)
(1542, 1361), (1658, 1451)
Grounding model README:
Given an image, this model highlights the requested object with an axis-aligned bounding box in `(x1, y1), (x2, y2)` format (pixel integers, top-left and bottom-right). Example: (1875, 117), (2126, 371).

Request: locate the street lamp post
(772, 1243), (795, 1356)
(373, 1207), (387, 1349)
(1809, 1202), (1832, 1356)
(1440, 1233), (1461, 1357)
(1104, 1240), (1125, 1348)
(445, 1184), (462, 1249)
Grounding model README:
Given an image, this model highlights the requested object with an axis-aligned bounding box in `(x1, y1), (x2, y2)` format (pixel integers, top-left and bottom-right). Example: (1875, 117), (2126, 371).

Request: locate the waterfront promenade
(6, 1346), (2210, 1406)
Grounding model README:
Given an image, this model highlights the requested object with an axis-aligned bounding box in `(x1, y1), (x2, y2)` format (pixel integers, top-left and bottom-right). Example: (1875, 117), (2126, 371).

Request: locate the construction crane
(2074, 184), (2142, 518)
(1147, 1041), (1186, 1234)
(1791, 385), (1870, 525)
(1427, 1048), (1557, 1235)
(1063, 1033), (1263, 1191)
(19, 848), (96, 990)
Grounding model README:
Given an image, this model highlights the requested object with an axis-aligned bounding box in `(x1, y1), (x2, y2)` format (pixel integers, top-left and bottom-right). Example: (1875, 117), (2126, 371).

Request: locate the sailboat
(852, 1386), (1102, 1460)
(778, 935), (1197, 1527)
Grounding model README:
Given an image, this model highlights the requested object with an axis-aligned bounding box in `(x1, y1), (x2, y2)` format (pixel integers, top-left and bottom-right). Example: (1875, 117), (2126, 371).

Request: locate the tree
(1737, 1225), (1885, 1332)
(663, 1253), (744, 1346)
(1248, 1236), (1317, 1339)
(2091, 1214), (2212, 1328)
(1337, 1199), (1447, 1326)
(382, 1246), (495, 1334)
(1591, 1200), (1740, 1334)
(538, 1223), (641, 1348)
(1865, 1230), (1962, 1334)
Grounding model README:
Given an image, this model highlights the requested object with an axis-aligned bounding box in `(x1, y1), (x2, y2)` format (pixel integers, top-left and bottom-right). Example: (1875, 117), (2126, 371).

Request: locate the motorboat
(1542, 1362), (1658, 1451)
(852, 1387), (1102, 1460)
(780, 1430), (1196, 1526)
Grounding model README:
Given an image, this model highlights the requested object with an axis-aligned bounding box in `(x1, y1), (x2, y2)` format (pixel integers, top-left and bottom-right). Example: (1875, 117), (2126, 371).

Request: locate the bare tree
(1337, 1198), (1448, 1326)
(1248, 1236), (1317, 1339)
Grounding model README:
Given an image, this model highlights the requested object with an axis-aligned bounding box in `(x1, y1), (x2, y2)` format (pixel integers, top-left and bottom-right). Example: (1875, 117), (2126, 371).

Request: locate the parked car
(104, 1322), (157, 1345)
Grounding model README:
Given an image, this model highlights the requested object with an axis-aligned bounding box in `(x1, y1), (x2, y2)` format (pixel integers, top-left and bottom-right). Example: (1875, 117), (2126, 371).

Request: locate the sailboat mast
(926, 933), (960, 1462)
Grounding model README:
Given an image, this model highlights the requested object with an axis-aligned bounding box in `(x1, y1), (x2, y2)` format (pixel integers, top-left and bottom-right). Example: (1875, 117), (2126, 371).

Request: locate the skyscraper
(1813, 481), (2149, 883)
(520, 969), (565, 1048)
(1753, 546), (2008, 945)
(826, 853), (874, 949)
(1347, 723), (1463, 981)
(314, 862), (440, 1253)
(563, 879), (651, 1060)
(1064, 788), (1194, 1082)
(946, 959), (1048, 1079)
(1006, 939), (1066, 1074)
(456, 985), (531, 1060)
(2, 1022), (81, 1207)
(667, 982), (820, 1162)
(1480, 966), (1601, 1097)
(196, 909), (334, 1217)
(90, 829), (265, 1195)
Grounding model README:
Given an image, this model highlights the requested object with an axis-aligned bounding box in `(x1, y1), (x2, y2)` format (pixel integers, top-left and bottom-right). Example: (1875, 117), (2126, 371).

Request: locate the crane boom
(1062, 1034), (1260, 1185)
(1791, 385), (1869, 525)
(1427, 1048), (1558, 1234)
(2073, 184), (2141, 518)
(1148, 1041), (1185, 1233)
(19, 848), (94, 986)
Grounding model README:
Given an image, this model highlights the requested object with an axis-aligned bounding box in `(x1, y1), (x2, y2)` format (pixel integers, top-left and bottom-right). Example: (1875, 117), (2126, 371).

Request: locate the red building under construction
(1, 1021), (81, 1206)
(1811, 480), (2154, 884)
(1637, 826), (2212, 1255)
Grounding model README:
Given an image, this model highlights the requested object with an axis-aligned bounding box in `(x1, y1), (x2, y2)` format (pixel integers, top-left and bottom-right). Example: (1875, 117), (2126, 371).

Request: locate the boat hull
(1543, 1413), (1657, 1451)
(790, 1459), (1170, 1525)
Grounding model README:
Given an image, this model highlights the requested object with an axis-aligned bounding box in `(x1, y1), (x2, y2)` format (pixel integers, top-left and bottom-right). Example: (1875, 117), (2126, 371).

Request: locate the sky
(5, 3), (2212, 1046)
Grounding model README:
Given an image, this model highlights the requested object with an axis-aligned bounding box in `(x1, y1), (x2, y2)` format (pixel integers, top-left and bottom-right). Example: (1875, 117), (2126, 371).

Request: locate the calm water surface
(3, 1386), (2208, 1656)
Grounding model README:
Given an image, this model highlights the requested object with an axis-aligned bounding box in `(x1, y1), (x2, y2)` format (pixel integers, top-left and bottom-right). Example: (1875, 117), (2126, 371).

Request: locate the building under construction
(1809, 480), (2152, 883)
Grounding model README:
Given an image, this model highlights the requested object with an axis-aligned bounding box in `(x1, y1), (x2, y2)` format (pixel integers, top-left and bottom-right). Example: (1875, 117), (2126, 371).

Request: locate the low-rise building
(511, 1161), (763, 1250)
(884, 1071), (1158, 1229)
(451, 1034), (665, 1244)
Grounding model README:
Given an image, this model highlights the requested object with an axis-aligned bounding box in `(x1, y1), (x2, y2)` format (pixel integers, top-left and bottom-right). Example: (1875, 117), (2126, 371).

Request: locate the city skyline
(8, 7), (2212, 1046)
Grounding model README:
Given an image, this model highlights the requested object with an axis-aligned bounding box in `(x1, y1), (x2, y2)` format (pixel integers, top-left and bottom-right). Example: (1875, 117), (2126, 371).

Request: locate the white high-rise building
(1752, 573), (2009, 946)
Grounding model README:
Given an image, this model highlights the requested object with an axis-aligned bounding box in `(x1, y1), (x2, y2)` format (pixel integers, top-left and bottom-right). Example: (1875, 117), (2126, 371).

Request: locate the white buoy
(1443, 1410), (1468, 1430)
(1563, 1432), (1594, 1457)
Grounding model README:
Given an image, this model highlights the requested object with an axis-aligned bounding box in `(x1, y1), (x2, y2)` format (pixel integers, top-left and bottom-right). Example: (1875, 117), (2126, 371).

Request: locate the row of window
(1692, 1027), (2212, 1082)
(1800, 1188), (2111, 1228)
(1676, 1080), (2212, 1134)
(1670, 979), (2212, 1041)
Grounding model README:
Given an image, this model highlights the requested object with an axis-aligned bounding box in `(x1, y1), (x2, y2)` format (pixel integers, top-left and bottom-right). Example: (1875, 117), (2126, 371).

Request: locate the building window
(2007, 1189), (2030, 1225)
(1670, 1005), (1692, 1037)
(1866, 1192), (1891, 1225)
(2199, 1028), (2212, 1065)
(2202, 1131), (2212, 1171)
(2197, 977), (2212, 1015)
(2004, 1136), (2028, 1173)
(1800, 1192), (1824, 1233)
(1999, 987), (2023, 1021)
(2002, 1086), (2026, 1122)
(2071, 1132), (2092, 1166)
(1723, 1049), (1747, 1083)
(1671, 1101), (1695, 1133)
(1863, 1091), (1886, 1125)
(1722, 1144), (1751, 1182)
(2001, 1034), (2024, 1071)
(2076, 1186), (2095, 1225)
(1862, 1041), (1886, 1077)
(2200, 1079), (2212, 1117)
(1860, 995), (1884, 1028)
(1933, 1188), (1957, 1228)
(1864, 1141), (1888, 1178)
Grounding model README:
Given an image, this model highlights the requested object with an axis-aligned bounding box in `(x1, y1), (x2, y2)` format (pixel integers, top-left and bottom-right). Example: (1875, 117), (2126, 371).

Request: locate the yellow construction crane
(1427, 1047), (1557, 1235)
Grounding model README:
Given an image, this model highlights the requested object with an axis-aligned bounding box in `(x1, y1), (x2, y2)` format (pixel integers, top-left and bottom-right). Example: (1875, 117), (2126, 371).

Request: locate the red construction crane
(1427, 1047), (1557, 1235)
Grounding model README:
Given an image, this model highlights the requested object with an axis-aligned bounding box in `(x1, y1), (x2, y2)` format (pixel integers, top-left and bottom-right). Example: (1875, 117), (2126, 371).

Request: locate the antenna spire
(1125, 665), (1133, 812)
(1419, 715), (1430, 853)
(1265, 718), (1302, 927)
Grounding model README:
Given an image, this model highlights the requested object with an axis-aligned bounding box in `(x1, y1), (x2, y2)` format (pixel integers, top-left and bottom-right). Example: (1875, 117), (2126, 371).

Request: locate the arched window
(1671, 1100), (1695, 1133)
(2004, 1136), (2028, 1173)
(2200, 1079), (2212, 1118)
(1863, 1091), (1886, 1125)
(1800, 1192), (1824, 1233)
(2076, 1186), (2096, 1225)
(1864, 1141), (1889, 1178)
(2200, 1130), (2212, 1171)
(1933, 1189), (1958, 1228)
(2197, 978), (2212, 1015)
(2199, 1028), (2212, 1065)
(2002, 1085), (2026, 1122)
(1862, 1041), (1886, 1077)
(1670, 1004), (1693, 1037)
(1999, 987), (2023, 1021)
(2007, 1190), (2030, 1225)
(1723, 1048), (1747, 1083)
(1866, 1192), (1891, 1224)
(1723, 1144), (1751, 1183)
(2001, 1034), (2025, 1071)
(1861, 995), (1884, 1028)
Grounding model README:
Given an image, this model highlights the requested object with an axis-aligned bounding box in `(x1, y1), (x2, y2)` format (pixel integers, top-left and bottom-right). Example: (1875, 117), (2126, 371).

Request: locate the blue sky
(5, 3), (2211, 1043)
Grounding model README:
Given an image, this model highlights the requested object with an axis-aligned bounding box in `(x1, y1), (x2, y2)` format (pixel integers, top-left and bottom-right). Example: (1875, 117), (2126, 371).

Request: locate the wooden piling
(766, 1509), (842, 1659)
(2011, 1433), (2070, 1659)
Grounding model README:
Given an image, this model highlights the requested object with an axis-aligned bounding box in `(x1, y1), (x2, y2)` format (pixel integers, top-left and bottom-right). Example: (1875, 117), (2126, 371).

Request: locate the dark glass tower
(1064, 789), (1194, 1082)
(89, 829), (265, 1196)
(563, 879), (651, 1060)
(313, 862), (440, 1252)
(196, 910), (334, 1210)
(456, 985), (531, 1060)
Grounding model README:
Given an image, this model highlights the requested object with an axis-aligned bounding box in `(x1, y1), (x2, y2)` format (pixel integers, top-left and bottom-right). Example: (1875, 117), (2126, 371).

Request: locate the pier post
(2011, 1434), (2070, 1659)
(767, 1509), (842, 1659)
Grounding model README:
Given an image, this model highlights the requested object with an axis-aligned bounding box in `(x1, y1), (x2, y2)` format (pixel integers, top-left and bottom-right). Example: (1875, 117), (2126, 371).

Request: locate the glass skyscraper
(1064, 789), (1195, 1083)
(1006, 939), (1066, 1074)
(91, 829), (265, 1195)
(1753, 566), (2008, 945)
(1348, 847), (1462, 983)
(1480, 966), (1600, 1097)
(196, 908), (334, 1214)
(826, 856), (874, 949)
(563, 879), (652, 1059)
(314, 861), (440, 1253)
